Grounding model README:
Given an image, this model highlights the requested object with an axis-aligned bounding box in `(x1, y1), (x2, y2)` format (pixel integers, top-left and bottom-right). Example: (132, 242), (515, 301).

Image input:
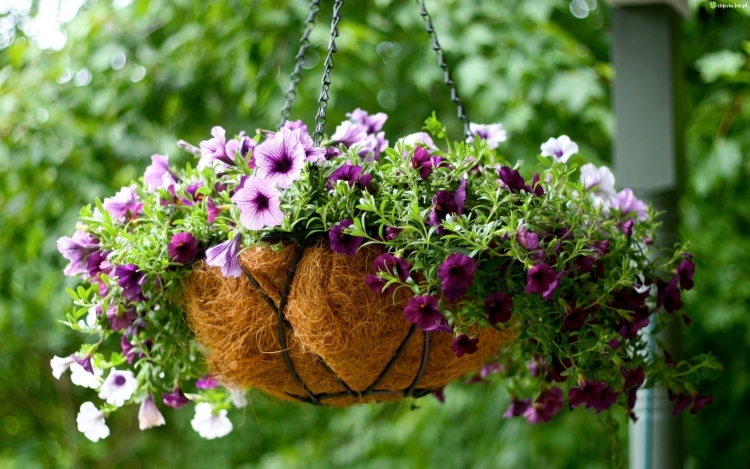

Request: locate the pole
(610, 4), (686, 469)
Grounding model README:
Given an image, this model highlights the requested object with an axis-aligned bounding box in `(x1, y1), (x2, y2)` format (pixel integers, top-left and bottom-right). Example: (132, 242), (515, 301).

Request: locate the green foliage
(0, 0), (747, 467)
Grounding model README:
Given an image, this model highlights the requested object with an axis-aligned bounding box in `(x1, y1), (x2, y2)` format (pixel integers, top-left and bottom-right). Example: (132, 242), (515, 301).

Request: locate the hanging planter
(54, 0), (719, 442)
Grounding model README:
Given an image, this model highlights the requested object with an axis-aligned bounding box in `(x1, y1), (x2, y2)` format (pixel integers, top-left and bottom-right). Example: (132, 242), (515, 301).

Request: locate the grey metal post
(609, 2), (687, 468)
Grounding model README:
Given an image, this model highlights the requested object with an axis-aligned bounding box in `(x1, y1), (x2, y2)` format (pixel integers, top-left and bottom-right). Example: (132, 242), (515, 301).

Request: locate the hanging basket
(184, 240), (511, 406)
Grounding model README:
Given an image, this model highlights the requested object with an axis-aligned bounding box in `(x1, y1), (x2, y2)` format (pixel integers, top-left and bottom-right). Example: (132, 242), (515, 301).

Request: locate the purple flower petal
(525, 263), (563, 300)
(451, 334), (479, 357)
(231, 176), (284, 230)
(254, 128), (306, 189)
(57, 230), (100, 276)
(403, 295), (446, 332)
(143, 154), (177, 191)
(484, 291), (513, 324)
(103, 185), (144, 222)
(329, 219), (364, 256)
(206, 236), (243, 278)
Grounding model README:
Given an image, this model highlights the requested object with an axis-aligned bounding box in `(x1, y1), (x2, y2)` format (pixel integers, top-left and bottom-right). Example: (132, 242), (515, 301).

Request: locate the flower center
(271, 152), (293, 174)
(114, 375), (126, 386)
(252, 193), (270, 211)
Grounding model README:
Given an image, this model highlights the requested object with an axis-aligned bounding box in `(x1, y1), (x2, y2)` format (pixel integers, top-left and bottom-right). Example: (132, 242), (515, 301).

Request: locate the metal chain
(415, 0), (472, 138)
(278, 0), (321, 129)
(312, 0), (343, 146)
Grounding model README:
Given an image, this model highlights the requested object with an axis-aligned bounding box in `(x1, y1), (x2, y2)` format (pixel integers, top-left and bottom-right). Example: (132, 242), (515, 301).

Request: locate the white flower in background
(229, 388), (248, 409)
(77, 306), (100, 332)
(99, 369), (138, 407)
(190, 402), (233, 440)
(540, 135), (579, 163)
(397, 132), (439, 152)
(70, 362), (103, 389)
(77, 402), (110, 442)
(579, 163), (617, 209)
(50, 355), (75, 379)
(138, 395), (166, 430)
(468, 123), (507, 149)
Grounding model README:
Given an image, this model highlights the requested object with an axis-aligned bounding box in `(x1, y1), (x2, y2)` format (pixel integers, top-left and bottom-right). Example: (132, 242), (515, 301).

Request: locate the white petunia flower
(190, 402), (233, 440)
(540, 135), (579, 163)
(77, 402), (110, 442)
(138, 395), (166, 430)
(77, 306), (101, 332)
(229, 388), (248, 409)
(70, 362), (103, 389)
(580, 163), (617, 209)
(397, 132), (439, 152)
(98, 369), (138, 407)
(50, 355), (75, 380)
(468, 123), (507, 149)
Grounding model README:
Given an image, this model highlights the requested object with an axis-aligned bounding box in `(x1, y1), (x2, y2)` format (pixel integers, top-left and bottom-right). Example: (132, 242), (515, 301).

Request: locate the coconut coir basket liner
(184, 240), (512, 406)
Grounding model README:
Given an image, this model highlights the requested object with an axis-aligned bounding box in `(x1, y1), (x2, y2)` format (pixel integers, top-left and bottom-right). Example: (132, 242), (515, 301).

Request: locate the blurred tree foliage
(0, 0), (747, 467)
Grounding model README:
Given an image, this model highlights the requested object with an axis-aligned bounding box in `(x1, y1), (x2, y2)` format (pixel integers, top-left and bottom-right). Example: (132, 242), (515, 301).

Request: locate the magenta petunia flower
(671, 393), (693, 415)
(328, 164), (363, 189)
(403, 295), (449, 332)
(357, 173), (374, 193)
(364, 274), (392, 295)
(206, 198), (221, 224)
(279, 120), (326, 163)
(540, 135), (578, 163)
(121, 336), (140, 365)
(199, 126), (233, 169)
(657, 277), (682, 313)
(468, 122), (507, 149)
(115, 264), (147, 302)
(57, 230), (100, 276)
(168, 232), (199, 264)
(386, 226), (402, 240)
(523, 387), (564, 424)
(569, 380), (618, 413)
(373, 253), (410, 282)
(331, 120), (369, 147)
(143, 154), (178, 191)
(621, 218), (635, 236)
(86, 250), (113, 278)
(438, 254), (476, 300)
(561, 308), (589, 332)
(347, 108), (388, 133)
(516, 226), (539, 251)
(427, 191), (460, 233)
(231, 176), (284, 230)
(205, 235), (243, 278)
(484, 291), (513, 324)
(621, 366), (646, 390)
(525, 263), (563, 300)
(690, 395), (713, 414)
(106, 305), (137, 332)
(411, 146), (434, 179)
(498, 166), (527, 193)
(529, 173), (545, 196)
(254, 128), (306, 189)
(451, 334), (479, 357)
(163, 386), (190, 409)
(503, 398), (532, 418)
(103, 185), (144, 222)
(329, 219), (364, 256)
(196, 375), (218, 389)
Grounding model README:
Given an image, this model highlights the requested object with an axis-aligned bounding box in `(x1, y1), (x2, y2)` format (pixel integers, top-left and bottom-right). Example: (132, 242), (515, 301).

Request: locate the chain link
(278, 0), (321, 130)
(312, 0), (343, 146)
(415, 0), (472, 138)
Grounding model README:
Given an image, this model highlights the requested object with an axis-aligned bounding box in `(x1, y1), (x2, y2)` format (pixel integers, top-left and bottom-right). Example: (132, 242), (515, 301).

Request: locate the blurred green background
(1, 0), (748, 467)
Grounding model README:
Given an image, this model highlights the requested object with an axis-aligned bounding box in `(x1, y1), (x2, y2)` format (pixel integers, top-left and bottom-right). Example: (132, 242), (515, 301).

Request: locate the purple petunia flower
(364, 274), (392, 295)
(206, 198), (221, 224)
(331, 120), (369, 147)
(438, 254), (476, 300)
(163, 386), (190, 409)
(677, 259), (695, 290)
(621, 219), (635, 237)
(621, 366), (646, 390)
(484, 291), (513, 324)
(115, 264), (147, 302)
(357, 173), (374, 193)
(57, 230), (100, 276)
(525, 263), (563, 300)
(254, 128), (306, 189)
(199, 126), (233, 168)
(503, 398), (532, 418)
(196, 375), (218, 389)
(690, 395), (713, 414)
(561, 308), (590, 332)
(516, 226), (539, 251)
(404, 295), (451, 332)
(670, 393), (693, 415)
(121, 336), (139, 365)
(385, 226), (402, 240)
(540, 135), (578, 163)
(328, 164), (363, 189)
(365, 253), (410, 295)
(613, 188), (648, 221)
(468, 123), (507, 149)
(498, 166), (527, 192)
(86, 250), (113, 278)
(143, 154), (177, 191)
(279, 120), (326, 163)
(569, 380), (618, 413)
(523, 387), (564, 424)
(206, 235), (243, 278)
(451, 334), (479, 357)
(355, 131), (388, 162)
(106, 305), (137, 332)
(72, 354), (94, 374)
(168, 232), (199, 264)
(347, 108), (388, 134)
(103, 185), (144, 222)
(329, 219), (364, 256)
(580, 163), (617, 209)
(231, 176), (284, 230)
(657, 277), (682, 313)
(411, 146), (434, 179)
(427, 190), (460, 233)
(529, 173), (545, 196)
